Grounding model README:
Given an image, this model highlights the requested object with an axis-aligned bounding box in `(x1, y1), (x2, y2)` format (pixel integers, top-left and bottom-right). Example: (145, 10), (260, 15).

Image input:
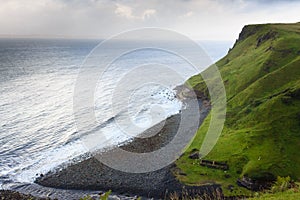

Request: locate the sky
(0, 0), (299, 41)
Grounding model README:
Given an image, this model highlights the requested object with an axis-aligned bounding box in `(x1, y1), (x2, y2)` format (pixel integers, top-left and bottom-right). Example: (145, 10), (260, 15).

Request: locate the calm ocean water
(0, 38), (233, 188)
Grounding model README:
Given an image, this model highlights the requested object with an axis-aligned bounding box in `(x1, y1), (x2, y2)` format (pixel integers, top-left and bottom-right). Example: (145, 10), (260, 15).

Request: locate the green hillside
(175, 22), (300, 196)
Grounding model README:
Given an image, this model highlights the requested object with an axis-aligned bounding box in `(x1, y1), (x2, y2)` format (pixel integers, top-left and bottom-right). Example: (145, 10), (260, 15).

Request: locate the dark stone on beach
(36, 156), (221, 199)
(120, 114), (181, 153)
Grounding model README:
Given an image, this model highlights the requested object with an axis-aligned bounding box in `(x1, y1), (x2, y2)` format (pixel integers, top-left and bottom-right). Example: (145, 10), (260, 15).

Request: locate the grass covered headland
(175, 22), (300, 197)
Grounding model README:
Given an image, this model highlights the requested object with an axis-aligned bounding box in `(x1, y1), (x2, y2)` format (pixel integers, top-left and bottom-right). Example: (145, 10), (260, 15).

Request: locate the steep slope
(175, 22), (300, 196)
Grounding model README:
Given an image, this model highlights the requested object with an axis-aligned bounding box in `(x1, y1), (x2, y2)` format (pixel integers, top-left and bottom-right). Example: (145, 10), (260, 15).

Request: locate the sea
(0, 38), (233, 189)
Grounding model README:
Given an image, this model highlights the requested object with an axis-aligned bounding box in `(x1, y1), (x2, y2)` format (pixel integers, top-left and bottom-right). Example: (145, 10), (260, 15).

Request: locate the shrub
(79, 195), (93, 200)
(100, 190), (112, 200)
(79, 190), (112, 200)
(271, 176), (291, 193)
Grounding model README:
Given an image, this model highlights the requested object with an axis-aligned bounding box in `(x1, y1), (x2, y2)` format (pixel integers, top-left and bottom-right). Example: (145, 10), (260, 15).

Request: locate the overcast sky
(0, 0), (299, 40)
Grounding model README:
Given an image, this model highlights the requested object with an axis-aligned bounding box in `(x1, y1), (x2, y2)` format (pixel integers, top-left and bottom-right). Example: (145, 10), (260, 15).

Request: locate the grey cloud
(0, 0), (299, 40)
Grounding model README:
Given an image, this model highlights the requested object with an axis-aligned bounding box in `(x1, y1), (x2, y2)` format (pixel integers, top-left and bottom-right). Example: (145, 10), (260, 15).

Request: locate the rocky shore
(0, 190), (54, 200)
(35, 87), (218, 199)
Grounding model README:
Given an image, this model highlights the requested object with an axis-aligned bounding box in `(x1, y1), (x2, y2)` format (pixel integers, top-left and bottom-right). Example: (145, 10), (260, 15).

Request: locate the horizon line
(0, 34), (234, 42)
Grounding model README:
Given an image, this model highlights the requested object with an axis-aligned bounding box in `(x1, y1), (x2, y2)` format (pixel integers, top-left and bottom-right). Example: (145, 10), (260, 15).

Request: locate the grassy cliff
(175, 22), (300, 196)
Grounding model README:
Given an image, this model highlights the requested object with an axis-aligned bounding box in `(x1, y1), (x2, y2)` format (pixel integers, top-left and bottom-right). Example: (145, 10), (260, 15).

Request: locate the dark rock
(188, 151), (199, 159)
(238, 25), (264, 42)
(227, 184), (234, 192)
(179, 172), (187, 176)
(256, 31), (278, 47)
(200, 160), (229, 170)
(237, 176), (273, 191)
(224, 174), (231, 179)
(0, 190), (54, 200)
(265, 46), (274, 52)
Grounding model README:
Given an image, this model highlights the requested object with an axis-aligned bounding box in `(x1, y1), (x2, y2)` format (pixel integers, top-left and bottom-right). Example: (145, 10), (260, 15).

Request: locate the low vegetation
(249, 178), (300, 200)
(79, 190), (112, 200)
(169, 189), (223, 200)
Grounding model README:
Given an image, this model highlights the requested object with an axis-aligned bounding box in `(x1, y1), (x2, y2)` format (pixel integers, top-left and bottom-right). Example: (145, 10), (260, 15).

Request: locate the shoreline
(34, 87), (217, 199)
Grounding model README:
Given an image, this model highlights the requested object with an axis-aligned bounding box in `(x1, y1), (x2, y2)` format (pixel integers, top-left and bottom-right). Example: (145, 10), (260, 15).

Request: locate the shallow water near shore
(0, 38), (232, 191)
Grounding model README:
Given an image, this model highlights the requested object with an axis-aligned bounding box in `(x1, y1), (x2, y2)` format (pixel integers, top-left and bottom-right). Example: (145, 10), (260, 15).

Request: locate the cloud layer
(0, 0), (299, 40)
